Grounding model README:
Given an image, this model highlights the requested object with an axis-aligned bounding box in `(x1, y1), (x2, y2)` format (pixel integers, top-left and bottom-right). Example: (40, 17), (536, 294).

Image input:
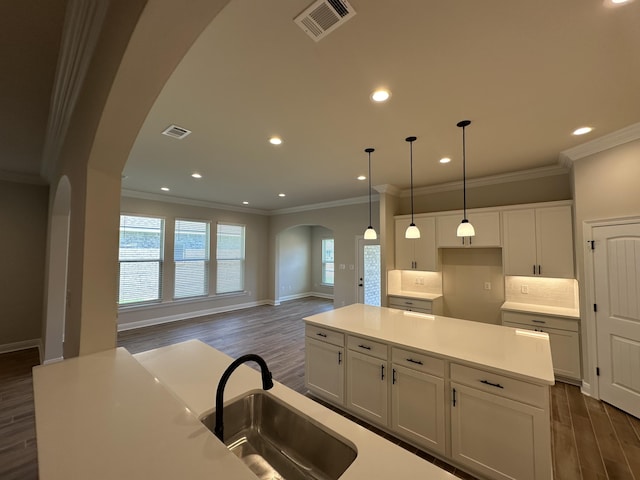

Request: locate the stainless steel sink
(201, 391), (357, 480)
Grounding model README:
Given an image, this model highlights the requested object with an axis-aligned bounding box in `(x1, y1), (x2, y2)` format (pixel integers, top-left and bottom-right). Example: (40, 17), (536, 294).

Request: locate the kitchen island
(33, 339), (456, 480)
(304, 303), (555, 480)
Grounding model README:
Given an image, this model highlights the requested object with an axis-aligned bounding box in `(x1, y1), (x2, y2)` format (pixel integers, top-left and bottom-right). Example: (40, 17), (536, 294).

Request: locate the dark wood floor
(2, 297), (640, 479)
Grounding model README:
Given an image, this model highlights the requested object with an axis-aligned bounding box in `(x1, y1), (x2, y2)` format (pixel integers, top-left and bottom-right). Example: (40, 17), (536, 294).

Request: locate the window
(322, 238), (334, 285)
(174, 219), (209, 299)
(118, 215), (164, 305)
(216, 223), (245, 294)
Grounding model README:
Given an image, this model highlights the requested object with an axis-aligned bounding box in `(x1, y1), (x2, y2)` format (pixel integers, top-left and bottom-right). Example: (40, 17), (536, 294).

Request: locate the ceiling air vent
(294, 0), (356, 42)
(161, 124), (192, 140)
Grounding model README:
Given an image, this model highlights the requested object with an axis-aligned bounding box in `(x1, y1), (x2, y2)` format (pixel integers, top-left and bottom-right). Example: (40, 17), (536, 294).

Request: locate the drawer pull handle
(316, 332), (327, 338)
(531, 319), (546, 324)
(480, 379), (504, 389)
(404, 301), (413, 305)
(358, 344), (372, 350)
(406, 358), (424, 365)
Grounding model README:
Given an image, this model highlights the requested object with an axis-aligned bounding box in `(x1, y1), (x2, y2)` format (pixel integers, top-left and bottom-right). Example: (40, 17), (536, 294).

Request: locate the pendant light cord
(368, 150), (373, 227)
(409, 139), (415, 223)
(462, 125), (467, 219)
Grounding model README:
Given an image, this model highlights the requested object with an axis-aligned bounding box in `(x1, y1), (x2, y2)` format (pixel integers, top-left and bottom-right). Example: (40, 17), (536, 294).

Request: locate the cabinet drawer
(392, 347), (444, 377)
(451, 363), (547, 408)
(502, 311), (579, 332)
(388, 296), (433, 312)
(348, 335), (388, 360)
(305, 324), (345, 347)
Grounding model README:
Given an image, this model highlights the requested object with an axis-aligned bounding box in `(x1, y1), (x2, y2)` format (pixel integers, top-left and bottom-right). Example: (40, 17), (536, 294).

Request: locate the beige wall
(118, 195), (269, 327)
(0, 181), (49, 348)
(269, 202), (376, 307)
(278, 226), (312, 299)
(571, 138), (640, 388)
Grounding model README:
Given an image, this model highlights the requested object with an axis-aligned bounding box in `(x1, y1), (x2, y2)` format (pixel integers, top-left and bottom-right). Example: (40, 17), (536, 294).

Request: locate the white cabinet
(387, 295), (442, 315)
(395, 216), (437, 271)
(391, 348), (446, 455)
(436, 211), (501, 248)
(450, 364), (552, 480)
(502, 205), (574, 278)
(346, 336), (389, 426)
(502, 311), (581, 381)
(305, 325), (345, 405)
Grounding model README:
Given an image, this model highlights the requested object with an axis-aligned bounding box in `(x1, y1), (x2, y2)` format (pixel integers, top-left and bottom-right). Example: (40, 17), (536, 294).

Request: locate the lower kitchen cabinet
(346, 341), (389, 426)
(305, 327), (345, 405)
(450, 363), (552, 480)
(391, 364), (446, 455)
(502, 310), (581, 382)
(388, 295), (443, 315)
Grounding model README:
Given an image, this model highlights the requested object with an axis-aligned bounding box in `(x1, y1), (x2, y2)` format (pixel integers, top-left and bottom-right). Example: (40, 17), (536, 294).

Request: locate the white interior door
(357, 237), (380, 306)
(594, 223), (640, 417)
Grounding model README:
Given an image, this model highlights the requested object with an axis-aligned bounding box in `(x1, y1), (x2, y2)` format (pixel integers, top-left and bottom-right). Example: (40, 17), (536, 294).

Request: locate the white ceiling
(6, 1), (638, 212)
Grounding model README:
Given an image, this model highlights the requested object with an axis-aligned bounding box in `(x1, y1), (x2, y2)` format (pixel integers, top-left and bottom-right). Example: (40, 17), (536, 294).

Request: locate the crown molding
(373, 184), (401, 196)
(559, 122), (640, 166)
(396, 164), (569, 197)
(121, 189), (270, 215)
(270, 194), (376, 216)
(41, 0), (109, 182)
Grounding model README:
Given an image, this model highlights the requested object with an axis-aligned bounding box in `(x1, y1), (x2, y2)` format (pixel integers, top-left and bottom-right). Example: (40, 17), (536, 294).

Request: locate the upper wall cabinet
(502, 205), (574, 278)
(436, 211), (501, 248)
(395, 217), (437, 271)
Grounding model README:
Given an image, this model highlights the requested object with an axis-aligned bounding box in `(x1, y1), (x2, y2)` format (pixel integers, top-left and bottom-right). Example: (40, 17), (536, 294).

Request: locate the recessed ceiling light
(269, 137), (282, 145)
(357, 175), (366, 181)
(371, 89), (391, 102)
(610, 0), (631, 4)
(161, 187), (170, 191)
(439, 157), (451, 164)
(278, 193), (286, 197)
(242, 201), (249, 205)
(191, 172), (202, 179)
(572, 126), (593, 136)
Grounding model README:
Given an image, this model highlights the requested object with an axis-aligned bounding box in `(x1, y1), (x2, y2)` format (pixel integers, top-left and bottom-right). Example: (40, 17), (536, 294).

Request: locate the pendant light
(405, 136), (420, 239)
(456, 120), (475, 237)
(363, 148), (377, 240)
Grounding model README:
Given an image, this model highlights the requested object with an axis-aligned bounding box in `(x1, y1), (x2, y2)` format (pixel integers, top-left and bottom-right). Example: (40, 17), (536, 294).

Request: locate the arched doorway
(42, 176), (71, 363)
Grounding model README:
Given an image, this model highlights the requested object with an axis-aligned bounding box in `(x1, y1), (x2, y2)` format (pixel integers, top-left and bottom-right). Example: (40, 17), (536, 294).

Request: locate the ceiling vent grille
(161, 124), (192, 139)
(294, 0), (356, 42)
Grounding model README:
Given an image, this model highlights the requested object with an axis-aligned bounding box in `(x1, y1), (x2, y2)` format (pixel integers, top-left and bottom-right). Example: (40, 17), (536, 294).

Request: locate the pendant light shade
(405, 136), (420, 239)
(363, 148), (377, 240)
(456, 120), (475, 237)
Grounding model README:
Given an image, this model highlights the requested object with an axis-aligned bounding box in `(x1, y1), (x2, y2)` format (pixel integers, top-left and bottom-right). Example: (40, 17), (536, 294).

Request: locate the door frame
(582, 215), (640, 399)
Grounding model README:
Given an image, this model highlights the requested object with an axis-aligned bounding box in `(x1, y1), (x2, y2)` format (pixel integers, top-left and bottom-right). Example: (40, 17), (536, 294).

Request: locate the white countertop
(501, 301), (580, 319)
(33, 340), (456, 480)
(304, 304), (555, 385)
(388, 291), (443, 301)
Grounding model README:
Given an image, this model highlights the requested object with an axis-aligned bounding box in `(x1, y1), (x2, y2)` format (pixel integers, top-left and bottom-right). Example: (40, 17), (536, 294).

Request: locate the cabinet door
(391, 364), (445, 455)
(413, 217), (437, 271)
(503, 209), (537, 276)
(450, 382), (551, 480)
(503, 320), (581, 381)
(437, 212), (500, 247)
(535, 206), (574, 278)
(305, 338), (344, 405)
(395, 217), (437, 271)
(347, 350), (388, 426)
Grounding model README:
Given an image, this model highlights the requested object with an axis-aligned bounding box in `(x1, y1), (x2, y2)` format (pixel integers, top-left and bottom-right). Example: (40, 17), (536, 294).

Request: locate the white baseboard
(581, 381), (592, 397)
(117, 299), (272, 332)
(0, 338), (41, 355)
(279, 292), (334, 302)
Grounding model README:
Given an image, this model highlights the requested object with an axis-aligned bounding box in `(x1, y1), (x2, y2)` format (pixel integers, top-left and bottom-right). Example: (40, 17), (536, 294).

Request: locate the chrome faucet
(214, 354), (273, 442)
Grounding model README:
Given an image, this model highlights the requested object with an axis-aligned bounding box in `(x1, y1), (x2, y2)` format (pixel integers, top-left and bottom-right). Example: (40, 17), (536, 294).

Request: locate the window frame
(215, 222), (246, 295)
(321, 237), (335, 286)
(173, 218), (210, 300)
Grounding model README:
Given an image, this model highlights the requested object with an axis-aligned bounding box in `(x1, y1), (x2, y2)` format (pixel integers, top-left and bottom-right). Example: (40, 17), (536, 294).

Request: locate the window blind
(118, 215), (164, 305)
(174, 219), (209, 299)
(216, 223), (245, 294)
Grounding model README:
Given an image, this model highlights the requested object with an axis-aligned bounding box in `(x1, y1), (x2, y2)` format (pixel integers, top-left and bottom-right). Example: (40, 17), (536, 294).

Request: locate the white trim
(581, 214), (640, 401)
(279, 292), (334, 302)
(0, 338), (41, 355)
(0, 170), (48, 185)
(43, 356), (64, 365)
(396, 165), (569, 198)
(581, 381), (592, 397)
(121, 189), (270, 215)
(374, 184), (401, 196)
(560, 122), (640, 164)
(271, 195), (373, 216)
(117, 299), (271, 332)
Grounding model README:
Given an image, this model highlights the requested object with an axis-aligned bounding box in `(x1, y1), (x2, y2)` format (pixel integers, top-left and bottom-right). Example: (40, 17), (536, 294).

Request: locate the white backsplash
(388, 270), (442, 295)
(505, 276), (579, 309)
